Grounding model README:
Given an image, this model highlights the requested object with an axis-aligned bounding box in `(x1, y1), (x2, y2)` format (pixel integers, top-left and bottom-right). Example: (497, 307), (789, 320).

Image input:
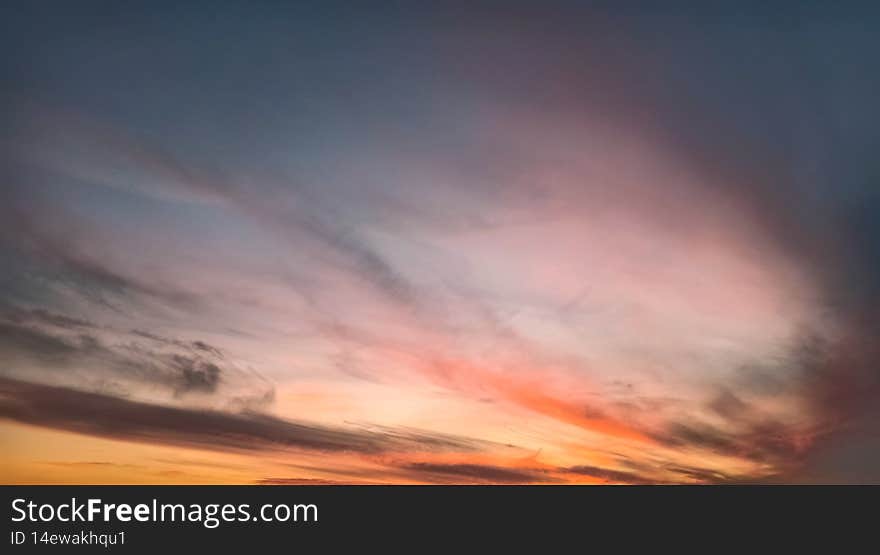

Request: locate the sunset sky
(2, 2), (879, 484)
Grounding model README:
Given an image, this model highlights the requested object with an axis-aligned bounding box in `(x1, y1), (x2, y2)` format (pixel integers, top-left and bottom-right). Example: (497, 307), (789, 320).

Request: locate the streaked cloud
(2, 2), (878, 483)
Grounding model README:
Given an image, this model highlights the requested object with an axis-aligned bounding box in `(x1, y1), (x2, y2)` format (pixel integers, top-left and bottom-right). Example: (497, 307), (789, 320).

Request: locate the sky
(1, 2), (879, 484)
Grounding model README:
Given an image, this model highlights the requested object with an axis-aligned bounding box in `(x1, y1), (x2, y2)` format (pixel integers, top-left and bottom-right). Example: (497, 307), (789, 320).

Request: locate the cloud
(660, 465), (733, 484)
(172, 355), (221, 394)
(257, 478), (378, 485)
(0, 188), (202, 311)
(192, 340), (223, 357)
(0, 320), (82, 361)
(3, 306), (95, 329)
(2, 4), (878, 484)
(707, 388), (750, 422)
(0, 310), (273, 403)
(652, 415), (815, 474)
(7, 106), (420, 314)
(564, 465), (661, 485)
(0, 376), (493, 456)
(400, 463), (548, 484)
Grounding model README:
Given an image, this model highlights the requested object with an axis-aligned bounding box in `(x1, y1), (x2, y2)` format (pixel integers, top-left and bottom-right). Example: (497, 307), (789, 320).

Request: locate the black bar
(2, 486), (875, 551)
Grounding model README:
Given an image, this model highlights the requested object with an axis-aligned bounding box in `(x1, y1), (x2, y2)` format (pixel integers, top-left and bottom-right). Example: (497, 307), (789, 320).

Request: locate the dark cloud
(564, 465), (662, 485)
(668, 329), (880, 480)
(349, 424), (508, 454)
(784, 405), (880, 484)
(707, 388), (750, 422)
(793, 329), (879, 424)
(0, 313), (271, 400)
(661, 423), (739, 456)
(192, 340), (223, 357)
(131, 331), (224, 359)
(0, 320), (82, 361)
(3, 306), (95, 329)
(171, 355), (221, 394)
(780, 326), (880, 482)
(661, 465), (734, 484)
(401, 463), (547, 484)
(0, 376), (491, 456)
(656, 420), (804, 466)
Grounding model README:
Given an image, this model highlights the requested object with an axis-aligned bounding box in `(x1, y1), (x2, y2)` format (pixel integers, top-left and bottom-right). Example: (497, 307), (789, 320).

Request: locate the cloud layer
(2, 2), (878, 483)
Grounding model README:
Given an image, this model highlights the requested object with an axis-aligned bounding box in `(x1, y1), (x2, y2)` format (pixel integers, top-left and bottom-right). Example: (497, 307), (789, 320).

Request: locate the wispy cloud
(2, 2), (879, 484)
(0, 376), (493, 456)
